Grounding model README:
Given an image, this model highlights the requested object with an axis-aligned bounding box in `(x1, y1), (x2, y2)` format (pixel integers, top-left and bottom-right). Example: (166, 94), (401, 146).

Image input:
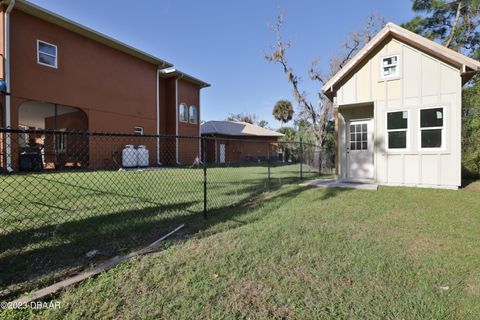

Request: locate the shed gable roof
(322, 22), (480, 98)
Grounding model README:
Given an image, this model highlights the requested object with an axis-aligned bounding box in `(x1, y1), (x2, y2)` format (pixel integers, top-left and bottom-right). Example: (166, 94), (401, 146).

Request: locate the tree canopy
(272, 100), (294, 125)
(402, 0), (480, 58)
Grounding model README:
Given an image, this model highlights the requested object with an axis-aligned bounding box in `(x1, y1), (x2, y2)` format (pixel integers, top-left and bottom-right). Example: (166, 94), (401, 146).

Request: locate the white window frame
(134, 126), (144, 135)
(385, 110), (409, 152)
(37, 40), (58, 69)
(418, 106), (446, 151)
(189, 105), (197, 124)
(179, 103), (188, 123)
(55, 128), (67, 153)
(380, 54), (399, 80)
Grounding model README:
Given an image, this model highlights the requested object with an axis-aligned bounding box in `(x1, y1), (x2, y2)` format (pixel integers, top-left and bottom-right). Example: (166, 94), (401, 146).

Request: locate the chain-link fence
(0, 127), (334, 298)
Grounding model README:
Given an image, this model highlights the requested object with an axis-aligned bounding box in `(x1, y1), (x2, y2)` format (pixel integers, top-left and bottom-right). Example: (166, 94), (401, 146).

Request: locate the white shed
(323, 23), (480, 189)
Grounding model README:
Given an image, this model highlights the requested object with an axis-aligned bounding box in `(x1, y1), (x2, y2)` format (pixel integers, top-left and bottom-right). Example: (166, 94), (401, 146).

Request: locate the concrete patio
(301, 179), (378, 191)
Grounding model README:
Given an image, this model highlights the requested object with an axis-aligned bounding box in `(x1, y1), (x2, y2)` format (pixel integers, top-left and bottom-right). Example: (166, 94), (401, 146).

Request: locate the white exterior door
(347, 119), (374, 180)
(219, 144), (226, 163)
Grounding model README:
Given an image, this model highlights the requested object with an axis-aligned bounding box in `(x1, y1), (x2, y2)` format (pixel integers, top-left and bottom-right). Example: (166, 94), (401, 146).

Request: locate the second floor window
(37, 40), (57, 68)
(189, 105), (197, 124)
(179, 103), (188, 122)
(381, 55), (399, 79)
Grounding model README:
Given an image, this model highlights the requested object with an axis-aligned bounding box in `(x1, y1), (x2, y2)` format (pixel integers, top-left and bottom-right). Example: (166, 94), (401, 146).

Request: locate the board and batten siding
(335, 38), (462, 188)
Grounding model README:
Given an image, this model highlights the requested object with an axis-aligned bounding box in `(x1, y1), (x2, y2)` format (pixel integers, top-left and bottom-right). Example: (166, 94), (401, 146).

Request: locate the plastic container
(122, 145), (138, 168)
(137, 145), (149, 167)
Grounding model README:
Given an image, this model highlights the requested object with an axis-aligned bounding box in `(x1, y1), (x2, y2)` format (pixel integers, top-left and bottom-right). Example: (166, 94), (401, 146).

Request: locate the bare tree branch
(265, 10), (385, 148)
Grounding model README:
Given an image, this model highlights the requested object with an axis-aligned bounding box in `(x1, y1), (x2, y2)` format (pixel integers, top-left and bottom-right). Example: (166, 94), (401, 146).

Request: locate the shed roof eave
(322, 22), (480, 95)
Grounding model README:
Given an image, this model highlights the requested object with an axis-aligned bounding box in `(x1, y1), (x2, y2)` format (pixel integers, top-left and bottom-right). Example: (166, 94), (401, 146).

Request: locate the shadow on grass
(0, 170), (334, 300)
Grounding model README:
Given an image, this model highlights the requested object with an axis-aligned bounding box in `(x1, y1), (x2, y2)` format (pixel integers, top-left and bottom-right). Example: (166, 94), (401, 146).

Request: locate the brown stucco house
(0, 0), (209, 171)
(201, 121), (284, 163)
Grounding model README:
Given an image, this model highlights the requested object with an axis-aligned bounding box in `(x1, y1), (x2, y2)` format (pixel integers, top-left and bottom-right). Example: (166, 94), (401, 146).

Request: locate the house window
(189, 105), (197, 124)
(349, 123), (368, 151)
(420, 107), (444, 149)
(55, 129), (67, 153)
(386, 111), (408, 150)
(134, 126), (144, 135)
(381, 55), (399, 79)
(179, 103), (188, 122)
(37, 40), (57, 68)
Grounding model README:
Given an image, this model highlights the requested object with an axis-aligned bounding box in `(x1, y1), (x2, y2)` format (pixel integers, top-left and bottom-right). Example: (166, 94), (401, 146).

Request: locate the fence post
(299, 138), (303, 180)
(202, 137), (207, 219)
(267, 142), (271, 192)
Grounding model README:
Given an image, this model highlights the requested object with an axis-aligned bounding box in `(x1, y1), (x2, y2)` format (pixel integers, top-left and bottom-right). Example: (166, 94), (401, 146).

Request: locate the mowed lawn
(8, 181), (477, 319)
(0, 163), (317, 298)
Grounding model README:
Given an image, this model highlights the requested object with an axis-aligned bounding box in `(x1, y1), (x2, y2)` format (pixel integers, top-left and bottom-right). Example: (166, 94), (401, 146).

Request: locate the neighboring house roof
(5, 0), (173, 67)
(323, 22), (480, 98)
(159, 69), (211, 88)
(201, 121), (284, 137)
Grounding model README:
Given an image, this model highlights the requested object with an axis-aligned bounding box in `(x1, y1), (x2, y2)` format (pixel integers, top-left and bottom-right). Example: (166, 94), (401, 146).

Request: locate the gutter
(4, 0), (15, 172)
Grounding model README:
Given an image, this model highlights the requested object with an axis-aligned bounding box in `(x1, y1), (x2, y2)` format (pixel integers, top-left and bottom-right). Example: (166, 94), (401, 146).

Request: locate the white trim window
(386, 110), (409, 150)
(189, 105), (197, 124)
(419, 106), (445, 150)
(134, 126), (144, 135)
(381, 55), (399, 79)
(37, 40), (57, 68)
(179, 103), (188, 122)
(55, 128), (67, 153)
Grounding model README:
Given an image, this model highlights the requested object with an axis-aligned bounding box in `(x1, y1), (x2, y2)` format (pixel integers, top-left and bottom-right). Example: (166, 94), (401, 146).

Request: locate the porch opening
(18, 101), (88, 171)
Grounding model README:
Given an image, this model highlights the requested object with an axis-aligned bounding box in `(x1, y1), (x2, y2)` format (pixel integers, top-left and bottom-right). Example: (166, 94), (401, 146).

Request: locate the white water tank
(122, 145), (138, 168)
(137, 145), (149, 167)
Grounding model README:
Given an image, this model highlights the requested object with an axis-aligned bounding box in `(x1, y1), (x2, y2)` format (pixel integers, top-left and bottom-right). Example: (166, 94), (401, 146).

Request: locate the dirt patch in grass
(224, 280), (294, 318)
(406, 238), (445, 256)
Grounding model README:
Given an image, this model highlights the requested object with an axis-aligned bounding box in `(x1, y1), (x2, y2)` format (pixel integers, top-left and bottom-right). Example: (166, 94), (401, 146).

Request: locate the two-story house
(0, 0), (209, 171)
(323, 23), (480, 189)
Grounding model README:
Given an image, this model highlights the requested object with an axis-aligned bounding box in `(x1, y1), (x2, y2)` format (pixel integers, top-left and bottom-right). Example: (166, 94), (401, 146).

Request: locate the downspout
(175, 74), (184, 165)
(4, 0), (15, 172)
(198, 90), (201, 159)
(156, 68), (161, 165)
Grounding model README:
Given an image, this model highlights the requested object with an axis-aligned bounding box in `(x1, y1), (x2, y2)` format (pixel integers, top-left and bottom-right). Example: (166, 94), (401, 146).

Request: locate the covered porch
(16, 100), (89, 171)
(335, 102), (375, 182)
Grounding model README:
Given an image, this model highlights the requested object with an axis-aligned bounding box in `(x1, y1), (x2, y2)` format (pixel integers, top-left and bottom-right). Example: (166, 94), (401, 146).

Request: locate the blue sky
(31, 0), (415, 129)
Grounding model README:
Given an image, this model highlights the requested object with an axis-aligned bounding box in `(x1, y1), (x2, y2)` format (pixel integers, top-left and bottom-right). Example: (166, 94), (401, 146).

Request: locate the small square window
(134, 127), (144, 135)
(37, 40), (57, 68)
(381, 55), (399, 79)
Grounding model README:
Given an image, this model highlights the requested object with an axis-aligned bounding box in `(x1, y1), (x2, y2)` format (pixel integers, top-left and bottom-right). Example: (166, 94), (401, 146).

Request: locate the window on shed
(381, 55), (399, 79)
(386, 111), (408, 150)
(420, 107), (444, 149)
(37, 40), (57, 68)
(179, 103), (188, 122)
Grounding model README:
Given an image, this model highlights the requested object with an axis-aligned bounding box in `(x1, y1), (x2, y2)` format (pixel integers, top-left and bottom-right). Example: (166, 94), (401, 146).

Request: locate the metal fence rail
(0, 127), (333, 298)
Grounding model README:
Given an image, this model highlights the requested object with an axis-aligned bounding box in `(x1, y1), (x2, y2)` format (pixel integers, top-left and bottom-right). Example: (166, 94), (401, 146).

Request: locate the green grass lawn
(0, 163), (319, 299)
(5, 180), (477, 319)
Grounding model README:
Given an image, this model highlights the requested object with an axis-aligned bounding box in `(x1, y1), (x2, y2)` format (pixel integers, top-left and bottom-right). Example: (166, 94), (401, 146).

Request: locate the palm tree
(272, 100), (294, 126)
